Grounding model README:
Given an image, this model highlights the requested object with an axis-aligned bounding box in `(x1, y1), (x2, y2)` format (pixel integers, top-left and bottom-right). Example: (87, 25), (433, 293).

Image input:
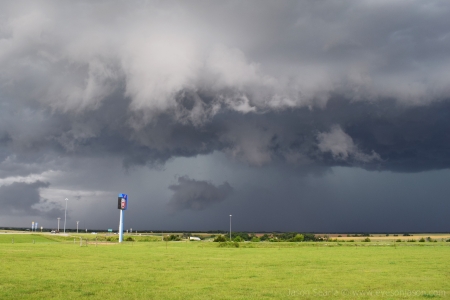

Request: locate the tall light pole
(76, 221), (79, 233)
(229, 215), (232, 241)
(57, 217), (61, 232)
(64, 198), (68, 234)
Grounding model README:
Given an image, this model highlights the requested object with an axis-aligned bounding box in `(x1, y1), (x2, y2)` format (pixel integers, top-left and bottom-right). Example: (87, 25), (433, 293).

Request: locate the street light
(229, 215), (232, 241)
(64, 198), (68, 234)
(76, 221), (79, 233)
(57, 217), (61, 232)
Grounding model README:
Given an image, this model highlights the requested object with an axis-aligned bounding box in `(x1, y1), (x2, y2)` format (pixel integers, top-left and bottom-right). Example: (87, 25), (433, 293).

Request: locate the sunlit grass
(0, 235), (449, 299)
(0, 234), (56, 244)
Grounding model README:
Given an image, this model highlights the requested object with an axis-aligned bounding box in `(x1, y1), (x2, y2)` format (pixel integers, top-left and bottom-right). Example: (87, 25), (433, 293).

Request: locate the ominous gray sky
(1, 1), (450, 232)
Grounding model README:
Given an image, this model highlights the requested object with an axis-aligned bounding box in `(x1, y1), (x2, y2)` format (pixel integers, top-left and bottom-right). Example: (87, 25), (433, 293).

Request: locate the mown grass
(0, 234), (57, 244)
(0, 235), (449, 299)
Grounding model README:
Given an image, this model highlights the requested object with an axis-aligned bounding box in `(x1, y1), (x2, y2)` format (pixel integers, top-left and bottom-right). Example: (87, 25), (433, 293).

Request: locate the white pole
(119, 209), (124, 243)
(229, 215), (232, 241)
(57, 218), (60, 232)
(76, 221), (79, 233)
(64, 198), (68, 234)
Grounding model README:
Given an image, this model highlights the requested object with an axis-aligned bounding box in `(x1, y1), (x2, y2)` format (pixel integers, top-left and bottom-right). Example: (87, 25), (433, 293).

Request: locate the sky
(1, 0), (450, 232)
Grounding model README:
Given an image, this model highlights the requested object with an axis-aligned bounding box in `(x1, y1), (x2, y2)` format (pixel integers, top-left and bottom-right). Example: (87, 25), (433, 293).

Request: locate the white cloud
(317, 125), (380, 163)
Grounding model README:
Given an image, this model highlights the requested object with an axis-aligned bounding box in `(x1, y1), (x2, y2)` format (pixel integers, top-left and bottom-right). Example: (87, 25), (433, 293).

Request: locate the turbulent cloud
(2, 1), (450, 118)
(168, 176), (233, 211)
(317, 125), (381, 163)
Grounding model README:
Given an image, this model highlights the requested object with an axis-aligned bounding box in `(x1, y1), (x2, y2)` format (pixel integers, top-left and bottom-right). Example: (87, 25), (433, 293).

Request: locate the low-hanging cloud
(0, 180), (64, 218)
(317, 125), (381, 163)
(168, 176), (233, 212)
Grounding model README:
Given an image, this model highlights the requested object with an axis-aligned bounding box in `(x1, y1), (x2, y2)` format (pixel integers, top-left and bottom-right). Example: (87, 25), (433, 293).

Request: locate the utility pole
(229, 215), (232, 241)
(64, 198), (68, 233)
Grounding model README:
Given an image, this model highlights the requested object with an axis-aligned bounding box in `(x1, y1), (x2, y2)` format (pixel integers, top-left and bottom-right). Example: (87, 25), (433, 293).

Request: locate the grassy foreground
(0, 235), (449, 299)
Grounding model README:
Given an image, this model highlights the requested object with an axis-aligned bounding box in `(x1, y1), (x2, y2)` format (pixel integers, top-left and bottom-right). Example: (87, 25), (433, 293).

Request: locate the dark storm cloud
(0, 180), (63, 218)
(0, 0), (449, 173)
(2, 87), (450, 175)
(168, 176), (233, 211)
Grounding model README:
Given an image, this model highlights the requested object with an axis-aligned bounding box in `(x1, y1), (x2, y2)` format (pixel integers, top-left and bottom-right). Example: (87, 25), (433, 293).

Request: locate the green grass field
(1, 234), (449, 299)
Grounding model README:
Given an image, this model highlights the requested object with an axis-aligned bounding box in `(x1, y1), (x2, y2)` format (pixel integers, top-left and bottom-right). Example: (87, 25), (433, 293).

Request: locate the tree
(303, 233), (317, 241)
(292, 234), (304, 242)
(234, 236), (243, 242)
(213, 235), (226, 242)
(260, 234), (270, 241)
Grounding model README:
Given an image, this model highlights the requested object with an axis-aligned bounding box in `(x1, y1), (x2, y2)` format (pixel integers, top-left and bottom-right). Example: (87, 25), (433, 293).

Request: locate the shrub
(363, 237), (371, 242)
(218, 242), (239, 248)
(125, 237), (135, 242)
(403, 233), (411, 236)
(260, 234), (270, 241)
(213, 235), (227, 242)
(251, 237), (260, 242)
(395, 239), (402, 242)
(292, 234), (304, 242)
(407, 239), (416, 242)
(419, 238), (425, 242)
(233, 236), (243, 242)
(230, 232), (251, 241)
(164, 234), (182, 241)
(303, 233), (317, 242)
(347, 240), (355, 242)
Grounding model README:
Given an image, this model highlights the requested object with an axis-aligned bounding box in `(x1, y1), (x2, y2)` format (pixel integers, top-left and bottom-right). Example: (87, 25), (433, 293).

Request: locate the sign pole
(117, 193), (128, 243)
(119, 209), (124, 243)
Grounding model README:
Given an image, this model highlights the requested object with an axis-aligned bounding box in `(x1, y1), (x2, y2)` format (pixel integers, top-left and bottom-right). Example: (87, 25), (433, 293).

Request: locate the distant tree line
(213, 232), (323, 242)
